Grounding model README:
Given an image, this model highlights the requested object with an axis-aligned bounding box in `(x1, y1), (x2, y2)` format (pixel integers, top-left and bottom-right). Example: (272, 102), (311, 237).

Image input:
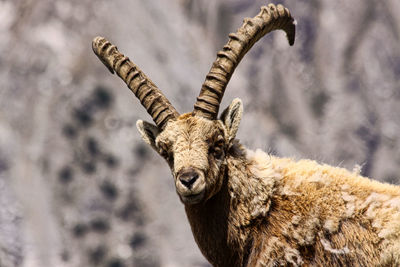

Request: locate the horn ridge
(92, 36), (179, 129)
(193, 3), (296, 119)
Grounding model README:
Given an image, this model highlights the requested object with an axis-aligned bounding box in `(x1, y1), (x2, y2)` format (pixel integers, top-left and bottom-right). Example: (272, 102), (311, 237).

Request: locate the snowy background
(1, 0), (400, 266)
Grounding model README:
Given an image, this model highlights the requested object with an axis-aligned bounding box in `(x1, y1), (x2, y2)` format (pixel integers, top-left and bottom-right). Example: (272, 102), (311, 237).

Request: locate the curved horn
(193, 4), (296, 119)
(92, 37), (179, 129)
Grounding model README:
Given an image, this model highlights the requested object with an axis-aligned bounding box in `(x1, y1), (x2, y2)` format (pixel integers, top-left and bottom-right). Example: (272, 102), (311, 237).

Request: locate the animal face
(136, 99), (243, 204)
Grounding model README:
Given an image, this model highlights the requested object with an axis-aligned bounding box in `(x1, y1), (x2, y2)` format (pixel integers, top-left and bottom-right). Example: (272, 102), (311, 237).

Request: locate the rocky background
(1, 0), (399, 266)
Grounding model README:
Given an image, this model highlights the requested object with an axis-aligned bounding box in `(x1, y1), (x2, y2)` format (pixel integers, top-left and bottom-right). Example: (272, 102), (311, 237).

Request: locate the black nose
(178, 169), (199, 189)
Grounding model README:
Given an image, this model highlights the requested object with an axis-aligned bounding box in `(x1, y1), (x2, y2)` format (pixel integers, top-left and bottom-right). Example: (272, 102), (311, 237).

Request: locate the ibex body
(93, 4), (400, 266)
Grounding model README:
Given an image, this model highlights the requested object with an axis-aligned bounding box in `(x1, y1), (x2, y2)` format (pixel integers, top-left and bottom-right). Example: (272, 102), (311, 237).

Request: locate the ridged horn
(92, 36), (179, 129)
(193, 4), (296, 119)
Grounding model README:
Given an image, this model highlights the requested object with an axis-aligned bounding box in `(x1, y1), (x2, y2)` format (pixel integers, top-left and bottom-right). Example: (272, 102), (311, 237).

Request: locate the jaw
(179, 190), (206, 204)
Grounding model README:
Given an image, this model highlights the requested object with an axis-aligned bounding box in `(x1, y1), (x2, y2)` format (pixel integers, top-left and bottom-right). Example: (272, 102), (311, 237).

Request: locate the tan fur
(138, 110), (400, 267)
(93, 4), (399, 265)
(243, 151), (400, 266)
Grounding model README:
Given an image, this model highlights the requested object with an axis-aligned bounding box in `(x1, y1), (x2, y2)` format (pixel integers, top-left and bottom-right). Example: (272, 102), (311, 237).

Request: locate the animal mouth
(180, 190), (205, 204)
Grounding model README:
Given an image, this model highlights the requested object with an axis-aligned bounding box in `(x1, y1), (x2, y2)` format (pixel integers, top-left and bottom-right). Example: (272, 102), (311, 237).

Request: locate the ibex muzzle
(178, 168), (200, 189)
(176, 168), (204, 204)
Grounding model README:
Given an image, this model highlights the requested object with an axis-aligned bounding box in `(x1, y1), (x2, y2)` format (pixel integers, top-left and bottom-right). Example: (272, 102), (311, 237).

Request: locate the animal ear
(136, 120), (159, 149)
(220, 98), (243, 142)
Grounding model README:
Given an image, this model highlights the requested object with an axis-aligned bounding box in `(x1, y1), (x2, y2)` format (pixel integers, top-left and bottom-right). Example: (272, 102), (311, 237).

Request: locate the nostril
(179, 171), (199, 189)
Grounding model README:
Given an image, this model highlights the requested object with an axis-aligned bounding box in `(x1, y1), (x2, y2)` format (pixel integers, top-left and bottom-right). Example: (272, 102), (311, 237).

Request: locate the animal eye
(213, 147), (224, 160)
(165, 152), (174, 164)
(160, 149), (168, 158)
(215, 137), (225, 148)
(210, 137), (225, 160)
(157, 142), (173, 162)
(157, 143), (168, 156)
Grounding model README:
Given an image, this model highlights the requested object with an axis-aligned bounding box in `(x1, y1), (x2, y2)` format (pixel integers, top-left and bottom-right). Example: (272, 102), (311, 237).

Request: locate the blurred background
(1, 0), (400, 266)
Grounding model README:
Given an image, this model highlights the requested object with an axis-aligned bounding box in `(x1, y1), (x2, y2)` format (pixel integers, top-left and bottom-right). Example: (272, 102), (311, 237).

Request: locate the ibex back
(92, 3), (400, 266)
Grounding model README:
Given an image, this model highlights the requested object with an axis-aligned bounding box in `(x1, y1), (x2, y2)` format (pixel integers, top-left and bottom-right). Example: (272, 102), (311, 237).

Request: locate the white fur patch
(320, 238), (350, 255)
(323, 219), (339, 233)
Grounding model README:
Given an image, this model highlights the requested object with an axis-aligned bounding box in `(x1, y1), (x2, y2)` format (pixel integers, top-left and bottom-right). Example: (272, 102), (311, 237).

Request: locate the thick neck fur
(184, 141), (400, 266)
(184, 142), (279, 266)
(184, 173), (239, 266)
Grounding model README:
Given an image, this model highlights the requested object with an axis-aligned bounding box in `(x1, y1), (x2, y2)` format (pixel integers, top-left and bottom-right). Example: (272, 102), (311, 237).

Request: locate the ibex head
(93, 4), (295, 204)
(136, 100), (243, 204)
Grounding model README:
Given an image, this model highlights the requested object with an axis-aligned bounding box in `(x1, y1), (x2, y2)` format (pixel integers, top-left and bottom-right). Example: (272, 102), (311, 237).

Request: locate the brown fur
(93, 5), (400, 265)
(139, 112), (400, 267)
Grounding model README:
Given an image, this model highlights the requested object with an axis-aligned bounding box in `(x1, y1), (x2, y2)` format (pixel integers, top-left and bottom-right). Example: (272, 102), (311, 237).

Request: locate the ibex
(92, 3), (400, 266)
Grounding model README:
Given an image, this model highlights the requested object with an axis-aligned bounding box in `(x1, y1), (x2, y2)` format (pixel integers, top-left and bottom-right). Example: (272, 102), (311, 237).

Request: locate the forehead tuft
(159, 115), (224, 142)
(178, 113), (193, 120)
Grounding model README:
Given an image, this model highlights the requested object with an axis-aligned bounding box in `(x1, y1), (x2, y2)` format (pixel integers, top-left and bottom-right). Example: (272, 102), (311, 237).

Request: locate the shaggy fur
(231, 150), (400, 266)
(93, 5), (400, 264)
(185, 148), (400, 266)
(134, 99), (400, 266)
(137, 99), (400, 267)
